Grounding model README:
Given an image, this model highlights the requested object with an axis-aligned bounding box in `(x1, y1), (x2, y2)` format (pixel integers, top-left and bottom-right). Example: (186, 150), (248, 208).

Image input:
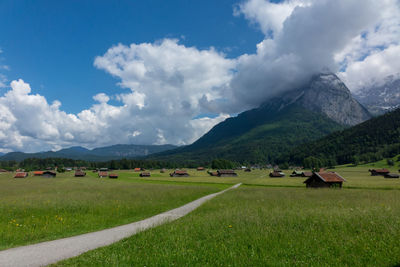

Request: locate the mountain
(354, 75), (400, 115)
(0, 144), (177, 162)
(0, 152), (4, 157)
(151, 73), (370, 164)
(285, 107), (400, 166)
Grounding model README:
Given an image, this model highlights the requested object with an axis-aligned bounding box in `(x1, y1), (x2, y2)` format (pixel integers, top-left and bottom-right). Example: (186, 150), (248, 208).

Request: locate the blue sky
(0, 0), (263, 113)
(0, 0), (398, 152)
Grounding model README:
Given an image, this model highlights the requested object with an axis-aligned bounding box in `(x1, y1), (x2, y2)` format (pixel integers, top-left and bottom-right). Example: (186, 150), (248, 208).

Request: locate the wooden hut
(244, 168), (251, 172)
(160, 168), (166, 173)
(384, 173), (399, 178)
(42, 171), (56, 178)
(14, 172), (28, 178)
(217, 170), (238, 177)
(109, 173), (118, 179)
(33, 171), (44, 176)
(140, 172), (151, 177)
(290, 170), (303, 177)
(208, 171), (218, 176)
(270, 171), (285, 178)
(304, 172), (345, 188)
(0, 169), (8, 172)
(369, 169), (390, 176)
(197, 167), (205, 171)
(301, 171), (313, 177)
(170, 170), (189, 177)
(134, 168), (141, 172)
(74, 170), (86, 177)
(98, 171), (108, 178)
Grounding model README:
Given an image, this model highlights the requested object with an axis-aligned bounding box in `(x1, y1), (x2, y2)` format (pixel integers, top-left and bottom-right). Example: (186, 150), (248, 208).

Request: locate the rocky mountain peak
(262, 73), (371, 126)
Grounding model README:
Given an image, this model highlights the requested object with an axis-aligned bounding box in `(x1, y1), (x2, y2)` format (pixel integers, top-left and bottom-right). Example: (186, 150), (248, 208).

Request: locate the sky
(0, 0), (399, 153)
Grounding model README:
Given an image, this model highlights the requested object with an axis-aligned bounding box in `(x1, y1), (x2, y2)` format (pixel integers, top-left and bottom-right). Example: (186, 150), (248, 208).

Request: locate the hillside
(0, 144), (177, 162)
(151, 73), (369, 164)
(284, 108), (400, 166)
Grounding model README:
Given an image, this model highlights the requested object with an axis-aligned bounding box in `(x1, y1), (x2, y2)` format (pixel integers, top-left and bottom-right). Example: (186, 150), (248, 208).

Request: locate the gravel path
(0, 183), (241, 267)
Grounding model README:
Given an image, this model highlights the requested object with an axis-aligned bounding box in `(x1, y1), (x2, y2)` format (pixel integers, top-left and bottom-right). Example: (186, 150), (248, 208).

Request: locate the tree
(211, 159), (234, 169)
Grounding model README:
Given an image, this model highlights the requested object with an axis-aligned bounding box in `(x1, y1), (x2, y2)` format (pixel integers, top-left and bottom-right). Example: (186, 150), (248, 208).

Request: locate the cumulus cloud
(0, 40), (234, 152)
(228, 0), (394, 109)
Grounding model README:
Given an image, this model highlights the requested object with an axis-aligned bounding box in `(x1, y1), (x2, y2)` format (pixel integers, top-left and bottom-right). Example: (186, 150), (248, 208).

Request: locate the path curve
(0, 183), (241, 267)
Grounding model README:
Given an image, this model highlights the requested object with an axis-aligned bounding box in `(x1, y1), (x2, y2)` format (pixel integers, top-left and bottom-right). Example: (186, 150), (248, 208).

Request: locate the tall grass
(57, 186), (400, 266)
(0, 172), (225, 250)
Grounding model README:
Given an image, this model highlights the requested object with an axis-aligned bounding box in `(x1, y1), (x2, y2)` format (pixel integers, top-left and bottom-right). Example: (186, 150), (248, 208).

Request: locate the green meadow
(56, 186), (400, 266)
(0, 171), (226, 250)
(1, 164), (400, 266)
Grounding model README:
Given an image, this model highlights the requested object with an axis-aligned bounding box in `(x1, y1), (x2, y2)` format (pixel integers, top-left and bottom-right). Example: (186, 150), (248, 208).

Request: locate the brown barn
(384, 173), (399, 178)
(14, 172), (28, 178)
(140, 172), (151, 177)
(208, 171), (218, 176)
(301, 171), (313, 177)
(33, 171), (44, 176)
(270, 171), (285, 178)
(170, 170), (189, 177)
(244, 168), (251, 172)
(42, 171), (56, 178)
(304, 172), (345, 188)
(109, 173), (118, 179)
(197, 167), (205, 171)
(0, 169), (8, 172)
(217, 170), (238, 177)
(369, 169), (390, 176)
(75, 170), (86, 177)
(98, 171), (108, 178)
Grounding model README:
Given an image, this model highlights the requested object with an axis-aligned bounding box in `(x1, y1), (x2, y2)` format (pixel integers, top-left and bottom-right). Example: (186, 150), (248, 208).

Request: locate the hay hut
(369, 169), (390, 176)
(74, 170), (86, 177)
(140, 172), (151, 177)
(42, 171), (56, 178)
(170, 170), (189, 177)
(217, 170), (238, 177)
(109, 173), (118, 179)
(304, 172), (345, 188)
(14, 172), (28, 178)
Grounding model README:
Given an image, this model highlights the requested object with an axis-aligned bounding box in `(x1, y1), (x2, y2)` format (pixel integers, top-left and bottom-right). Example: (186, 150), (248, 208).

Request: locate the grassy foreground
(0, 172), (225, 250)
(57, 186), (400, 266)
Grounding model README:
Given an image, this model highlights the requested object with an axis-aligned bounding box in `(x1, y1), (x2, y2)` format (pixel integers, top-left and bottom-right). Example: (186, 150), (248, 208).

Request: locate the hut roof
(197, 167), (205, 171)
(174, 170), (188, 175)
(109, 173), (118, 178)
(302, 171), (313, 177)
(270, 171), (284, 177)
(369, 168), (390, 173)
(140, 172), (151, 176)
(34, 171), (44, 175)
(14, 172), (28, 178)
(292, 170), (303, 175)
(98, 171), (108, 177)
(134, 168), (141, 172)
(0, 169), (8, 172)
(312, 172), (346, 183)
(75, 170), (86, 176)
(217, 169), (236, 174)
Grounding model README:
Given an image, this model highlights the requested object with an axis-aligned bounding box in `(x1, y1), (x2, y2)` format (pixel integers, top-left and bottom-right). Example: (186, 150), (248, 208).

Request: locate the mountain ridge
(150, 73), (366, 163)
(0, 144), (178, 162)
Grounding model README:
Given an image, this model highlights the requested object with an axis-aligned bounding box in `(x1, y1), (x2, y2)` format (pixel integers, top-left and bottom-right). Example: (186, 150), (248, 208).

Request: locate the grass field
(0, 171), (227, 250)
(2, 165), (400, 265)
(56, 186), (400, 266)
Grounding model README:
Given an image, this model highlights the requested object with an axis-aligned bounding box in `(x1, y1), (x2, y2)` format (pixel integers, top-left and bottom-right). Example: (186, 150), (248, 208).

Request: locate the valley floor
(1, 165), (399, 266)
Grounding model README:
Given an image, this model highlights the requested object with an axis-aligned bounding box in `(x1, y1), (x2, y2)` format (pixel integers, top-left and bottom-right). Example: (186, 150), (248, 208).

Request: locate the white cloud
(0, 40), (234, 152)
(234, 0), (311, 35)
